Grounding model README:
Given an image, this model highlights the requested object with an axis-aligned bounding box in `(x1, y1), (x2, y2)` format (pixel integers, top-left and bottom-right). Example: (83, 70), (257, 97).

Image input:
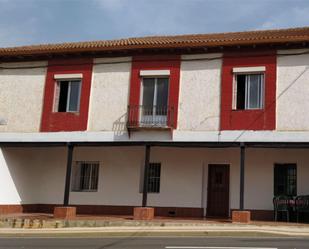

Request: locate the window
(147, 163), (161, 193)
(140, 163), (161, 193)
(234, 74), (264, 110)
(274, 164), (297, 196)
(141, 77), (169, 126)
(71, 161), (99, 192)
(54, 80), (81, 112)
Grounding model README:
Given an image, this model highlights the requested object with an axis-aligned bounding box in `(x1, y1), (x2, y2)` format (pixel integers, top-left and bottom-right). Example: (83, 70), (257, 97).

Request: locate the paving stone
(32, 219), (42, 229)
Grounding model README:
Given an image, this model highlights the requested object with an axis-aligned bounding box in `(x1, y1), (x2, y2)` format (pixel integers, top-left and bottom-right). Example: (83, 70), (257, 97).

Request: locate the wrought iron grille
(127, 105), (174, 128)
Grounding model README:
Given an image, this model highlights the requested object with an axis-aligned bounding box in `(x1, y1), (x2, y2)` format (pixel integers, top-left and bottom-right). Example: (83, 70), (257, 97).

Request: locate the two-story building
(1, 27), (309, 222)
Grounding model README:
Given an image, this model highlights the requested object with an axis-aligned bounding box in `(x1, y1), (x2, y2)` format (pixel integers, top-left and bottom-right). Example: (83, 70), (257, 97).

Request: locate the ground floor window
(274, 163), (297, 196)
(147, 163), (161, 193)
(71, 161), (99, 192)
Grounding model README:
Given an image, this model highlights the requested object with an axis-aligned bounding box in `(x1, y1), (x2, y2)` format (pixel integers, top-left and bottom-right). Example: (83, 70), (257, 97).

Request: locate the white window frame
(232, 71), (265, 110)
(140, 70), (170, 76)
(71, 161), (100, 192)
(54, 79), (82, 113)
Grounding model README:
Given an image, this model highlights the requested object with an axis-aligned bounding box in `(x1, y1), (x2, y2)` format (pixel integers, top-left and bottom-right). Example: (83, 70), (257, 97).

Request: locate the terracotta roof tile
(1, 27), (309, 57)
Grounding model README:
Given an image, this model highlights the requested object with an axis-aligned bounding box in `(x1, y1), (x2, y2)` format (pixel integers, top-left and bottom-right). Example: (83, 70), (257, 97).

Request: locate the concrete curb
(1, 225), (309, 237)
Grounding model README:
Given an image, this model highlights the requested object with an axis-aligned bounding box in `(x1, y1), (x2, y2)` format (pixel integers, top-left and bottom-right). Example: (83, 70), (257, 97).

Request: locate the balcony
(127, 105), (174, 130)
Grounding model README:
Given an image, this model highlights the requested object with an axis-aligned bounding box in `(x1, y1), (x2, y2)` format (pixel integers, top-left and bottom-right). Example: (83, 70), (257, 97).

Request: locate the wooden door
(207, 164), (230, 218)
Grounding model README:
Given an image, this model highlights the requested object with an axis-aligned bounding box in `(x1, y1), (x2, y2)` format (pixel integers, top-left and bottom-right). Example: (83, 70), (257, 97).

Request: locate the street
(0, 236), (308, 249)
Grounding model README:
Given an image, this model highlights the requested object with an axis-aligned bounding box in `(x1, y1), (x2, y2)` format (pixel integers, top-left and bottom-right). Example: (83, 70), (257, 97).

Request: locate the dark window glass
(72, 162), (99, 192)
(58, 81), (69, 112)
(236, 74), (264, 110)
(142, 78), (155, 115)
(147, 163), (161, 193)
(56, 80), (81, 112)
(236, 74), (246, 110)
(274, 164), (297, 196)
(156, 78), (169, 115)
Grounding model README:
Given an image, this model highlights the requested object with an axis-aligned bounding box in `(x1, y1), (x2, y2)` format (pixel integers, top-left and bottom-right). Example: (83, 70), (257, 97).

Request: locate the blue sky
(0, 0), (309, 47)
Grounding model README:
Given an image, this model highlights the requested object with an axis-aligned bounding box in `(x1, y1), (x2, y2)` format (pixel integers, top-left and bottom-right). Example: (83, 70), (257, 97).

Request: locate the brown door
(207, 164), (230, 218)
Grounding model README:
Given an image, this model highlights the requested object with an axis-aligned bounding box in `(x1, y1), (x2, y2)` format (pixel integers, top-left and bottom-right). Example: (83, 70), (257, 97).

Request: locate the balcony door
(141, 77), (169, 126)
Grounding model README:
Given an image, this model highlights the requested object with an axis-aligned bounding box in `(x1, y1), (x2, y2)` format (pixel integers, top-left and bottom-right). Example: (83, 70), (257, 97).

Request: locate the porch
(1, 140), (309, 223)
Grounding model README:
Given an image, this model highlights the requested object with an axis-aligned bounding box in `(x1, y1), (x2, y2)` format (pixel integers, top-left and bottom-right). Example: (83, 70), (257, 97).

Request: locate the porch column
(232, 142), (251, 223)
(142, 144), (151, 207)
(54, 143), (76, 219)
(63, 143), (74, 206)
(133, 144), (154, 220)
(239, 143), (245, 210)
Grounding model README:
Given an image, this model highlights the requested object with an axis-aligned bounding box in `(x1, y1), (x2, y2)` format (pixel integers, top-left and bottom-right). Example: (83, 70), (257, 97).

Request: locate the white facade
(0, 61), (47, 132)
(0, 50), (308, 133)
(276, 49), (309, 131)
(0, 48), (309, 219)
(1, 146), (309, 216)
(178, 54), (222, 131)
(88, 57), (132, 132)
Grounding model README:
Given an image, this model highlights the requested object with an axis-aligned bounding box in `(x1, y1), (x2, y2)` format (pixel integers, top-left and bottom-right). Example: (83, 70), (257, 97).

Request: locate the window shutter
(53, 81), (60, 112)
(232, 75), (237, 110)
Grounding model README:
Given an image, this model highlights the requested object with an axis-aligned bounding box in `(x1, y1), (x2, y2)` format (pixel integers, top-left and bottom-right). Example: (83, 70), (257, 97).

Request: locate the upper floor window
(128, 56), (180, 130)
(232, 66), (265, 111)
(54, 79), (82, 112)
(234, 73), (264, 110)
(141, 76), (169, 126)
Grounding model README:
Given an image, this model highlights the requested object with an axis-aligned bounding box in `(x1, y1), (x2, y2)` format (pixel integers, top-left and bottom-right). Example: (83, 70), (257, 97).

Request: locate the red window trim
(40, 58), (93, 132)
(129, 55), (181, 129)
(220, 51), (276, 130)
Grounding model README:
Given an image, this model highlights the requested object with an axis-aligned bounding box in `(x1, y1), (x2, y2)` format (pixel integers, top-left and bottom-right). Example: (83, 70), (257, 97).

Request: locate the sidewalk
(1, 214), (309, 237)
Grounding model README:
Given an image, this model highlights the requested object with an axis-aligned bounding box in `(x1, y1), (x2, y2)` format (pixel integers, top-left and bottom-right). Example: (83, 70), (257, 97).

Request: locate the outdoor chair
(273, 195), (290, 222)
(295, 195), (309, 223)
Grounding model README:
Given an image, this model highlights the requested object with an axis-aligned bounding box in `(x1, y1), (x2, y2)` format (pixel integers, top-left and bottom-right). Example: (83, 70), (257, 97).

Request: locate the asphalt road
(0, 236), (308, 249)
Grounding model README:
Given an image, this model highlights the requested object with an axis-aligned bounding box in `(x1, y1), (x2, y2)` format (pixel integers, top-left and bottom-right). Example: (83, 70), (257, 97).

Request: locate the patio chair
(273, 195), (290, 222)
(295, 195), (309, 223)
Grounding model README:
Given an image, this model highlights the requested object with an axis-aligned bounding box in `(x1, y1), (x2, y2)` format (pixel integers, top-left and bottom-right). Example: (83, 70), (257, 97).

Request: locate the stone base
(232, 210), (251, 223)
(53, 207), (76, 219)
(133, 207), (154, 220)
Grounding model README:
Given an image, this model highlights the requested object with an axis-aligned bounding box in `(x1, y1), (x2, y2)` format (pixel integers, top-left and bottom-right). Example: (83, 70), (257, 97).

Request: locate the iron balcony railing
(127, 105), (174, 129)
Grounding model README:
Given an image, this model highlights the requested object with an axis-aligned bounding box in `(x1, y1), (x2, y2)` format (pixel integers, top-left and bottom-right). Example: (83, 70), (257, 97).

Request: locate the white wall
(0, 61), (47, 132)
(88, 57), (131, 133)
(1, 51), (309, 133)
(245, 148), (309, 210)
(0, 147), (46, 204)
(0, 146), (240, 210)
(2, 146), (309, 213)
(70, 146), (143, 206)
(178, 54), (222, 131)
(277, 49), (309, 131)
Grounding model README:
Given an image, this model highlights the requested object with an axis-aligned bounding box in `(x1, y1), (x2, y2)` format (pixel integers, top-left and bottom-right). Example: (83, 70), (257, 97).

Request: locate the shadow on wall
(2, 147), (67, 206)
(0, 65), (46, 76)
(181, 57), (221, 72)
(92, 58), (131, 139)
(112, 112), (128, 138)
(2, 148), (39, 205)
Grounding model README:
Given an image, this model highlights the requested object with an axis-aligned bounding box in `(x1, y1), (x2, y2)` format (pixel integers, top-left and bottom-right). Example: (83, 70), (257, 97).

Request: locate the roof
(1, 26), (309, 57)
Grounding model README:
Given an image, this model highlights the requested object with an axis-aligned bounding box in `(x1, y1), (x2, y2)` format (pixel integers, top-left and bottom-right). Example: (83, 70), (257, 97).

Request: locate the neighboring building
(0, 27), (309, 221)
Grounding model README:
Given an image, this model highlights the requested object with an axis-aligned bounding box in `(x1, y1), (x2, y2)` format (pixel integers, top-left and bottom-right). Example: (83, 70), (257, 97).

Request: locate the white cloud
(259, 6), (309, 30)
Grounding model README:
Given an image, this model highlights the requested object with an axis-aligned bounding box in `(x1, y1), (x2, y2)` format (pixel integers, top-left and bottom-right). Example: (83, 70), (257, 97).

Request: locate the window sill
(53, 111), (80, 113)
(231, 108), (264, 112)
(71, 190), (98, 193)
